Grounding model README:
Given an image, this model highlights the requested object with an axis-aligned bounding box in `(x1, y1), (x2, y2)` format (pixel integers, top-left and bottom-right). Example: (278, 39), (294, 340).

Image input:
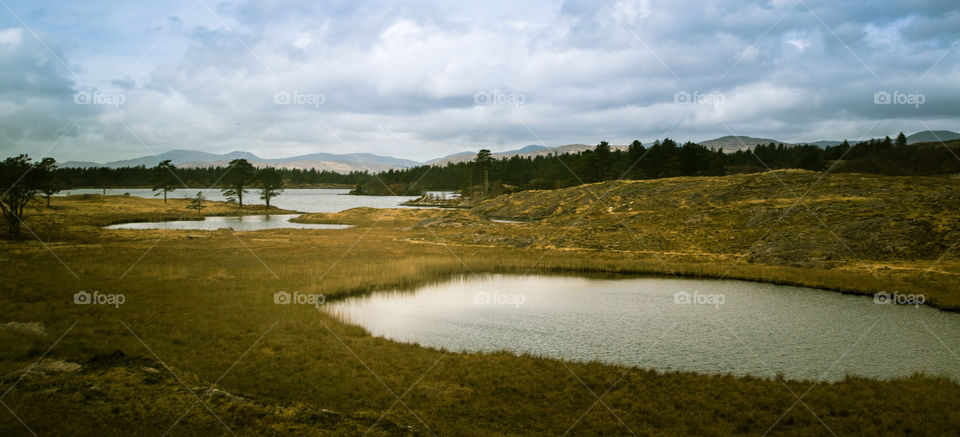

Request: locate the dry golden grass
(1, 185), (960, 435)
(468, 170), (960, 310)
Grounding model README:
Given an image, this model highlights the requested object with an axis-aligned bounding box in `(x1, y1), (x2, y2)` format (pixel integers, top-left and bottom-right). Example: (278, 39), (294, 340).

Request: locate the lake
(104, 214), (351, 231)
(324, 274), (960, 381)
(59, 188), (448, 213)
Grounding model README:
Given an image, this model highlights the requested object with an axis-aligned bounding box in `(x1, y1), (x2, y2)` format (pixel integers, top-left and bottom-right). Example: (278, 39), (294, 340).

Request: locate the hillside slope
(472, 170), (960, 266)
(698, 136), (792, 151)
(907, 130), (960, 144)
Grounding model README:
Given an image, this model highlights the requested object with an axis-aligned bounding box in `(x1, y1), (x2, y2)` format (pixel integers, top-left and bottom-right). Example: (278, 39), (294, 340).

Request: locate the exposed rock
(197, 386), (246, 402)
(414, 217), (465, 228)
(33, 358), (82, 373)
(3, 321), (47, 336)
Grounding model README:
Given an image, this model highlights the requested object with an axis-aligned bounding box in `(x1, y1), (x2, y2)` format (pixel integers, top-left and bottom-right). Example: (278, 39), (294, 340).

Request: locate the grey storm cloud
(0, 0), (958, 162)
(0, 27), (90, 155)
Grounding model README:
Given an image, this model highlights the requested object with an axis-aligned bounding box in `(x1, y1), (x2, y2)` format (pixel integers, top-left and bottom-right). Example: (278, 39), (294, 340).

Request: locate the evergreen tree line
(352, 132), (959, 194)
(53, 165), (367, 190)
(12, 131), (960, 198)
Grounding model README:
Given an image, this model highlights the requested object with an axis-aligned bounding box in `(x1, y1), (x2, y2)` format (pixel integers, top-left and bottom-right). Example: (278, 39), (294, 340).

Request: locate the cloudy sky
(0, 0), (957, 163)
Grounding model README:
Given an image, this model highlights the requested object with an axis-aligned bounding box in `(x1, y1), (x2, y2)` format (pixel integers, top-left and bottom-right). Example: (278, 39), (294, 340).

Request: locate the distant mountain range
(60, 130), (959, 171)
(426, 145), (552, 165)
(698, 137), (844, 151)
(696, 130), (960, 152)
(62, 149), (420, 173)
(426, 144), (633, 166)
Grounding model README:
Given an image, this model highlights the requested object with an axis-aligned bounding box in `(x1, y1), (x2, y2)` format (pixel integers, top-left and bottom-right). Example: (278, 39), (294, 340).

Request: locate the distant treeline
(45, 133), (960, 195)
(356, 133), (960, 194)
(54, 166), (367, 189)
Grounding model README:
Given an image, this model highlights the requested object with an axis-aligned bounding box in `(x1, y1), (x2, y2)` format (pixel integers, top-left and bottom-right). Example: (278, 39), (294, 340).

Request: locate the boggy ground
(439, 170), (960, 310)
(2, 173), (960, 435)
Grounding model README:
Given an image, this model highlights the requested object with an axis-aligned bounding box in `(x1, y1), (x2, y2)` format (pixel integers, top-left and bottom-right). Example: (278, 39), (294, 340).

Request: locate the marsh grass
(2, 188), (960, 434)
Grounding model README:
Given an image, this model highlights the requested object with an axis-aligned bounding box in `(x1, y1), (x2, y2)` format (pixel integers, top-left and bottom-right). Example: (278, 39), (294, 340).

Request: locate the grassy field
(467, 169), (960, 309)
(2, 174), (960, 435)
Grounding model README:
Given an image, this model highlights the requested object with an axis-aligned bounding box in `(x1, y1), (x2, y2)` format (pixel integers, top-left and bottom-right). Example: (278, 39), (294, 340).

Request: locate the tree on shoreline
(151, 159), (178, 203)
(221, 159), (256, 208)
(187, 191), (206, 214)
(257, 167), (284, 209)
(94, 167), (112, 195)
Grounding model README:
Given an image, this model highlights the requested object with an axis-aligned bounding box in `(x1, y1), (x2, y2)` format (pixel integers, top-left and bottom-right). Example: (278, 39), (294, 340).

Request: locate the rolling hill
(471, 170), (960, 271)
(428, 144), (629, 166)
(698, 136), (793, 151)
(906, 130), (960, 144)
(427, 145), (552, 165)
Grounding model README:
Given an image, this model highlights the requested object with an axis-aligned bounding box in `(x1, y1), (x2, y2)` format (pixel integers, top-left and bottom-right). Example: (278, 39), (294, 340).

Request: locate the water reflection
(325, 274), (960, 381)
(104, 214), (351, 231)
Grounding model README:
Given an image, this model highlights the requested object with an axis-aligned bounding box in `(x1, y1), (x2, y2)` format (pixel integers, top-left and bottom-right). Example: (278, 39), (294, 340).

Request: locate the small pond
(104, 214), (351, 231)
(324, 274), (960, 381)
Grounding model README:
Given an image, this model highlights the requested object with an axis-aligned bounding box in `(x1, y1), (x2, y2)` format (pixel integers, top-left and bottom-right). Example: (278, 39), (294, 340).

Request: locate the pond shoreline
(324, 273), (960, 381)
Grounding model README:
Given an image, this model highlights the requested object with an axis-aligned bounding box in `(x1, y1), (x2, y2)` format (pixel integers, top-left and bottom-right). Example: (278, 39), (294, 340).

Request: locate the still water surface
(325, 274), (960, 381)
(60, 188), (430, 213)
(104, 214), (351, 231)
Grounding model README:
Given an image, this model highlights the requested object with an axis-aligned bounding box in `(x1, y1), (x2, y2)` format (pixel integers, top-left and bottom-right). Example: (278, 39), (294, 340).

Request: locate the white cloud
(786, 38), (810, 51)
(0, 28), (23, 47)
(611, 0), (652, 26)
(0, 0), (958, 163)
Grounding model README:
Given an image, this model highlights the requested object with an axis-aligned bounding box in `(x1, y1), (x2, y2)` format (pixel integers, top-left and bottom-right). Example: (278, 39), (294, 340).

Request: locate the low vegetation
(2, 171), (960, 435)
(468, 170), (960, 308)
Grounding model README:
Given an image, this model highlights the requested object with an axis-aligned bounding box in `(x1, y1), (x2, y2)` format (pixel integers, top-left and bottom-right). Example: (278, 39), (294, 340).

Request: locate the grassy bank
(15, 194), (295, 241)
(465, 170), (960, 309)
(2, 180), (960, 435)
